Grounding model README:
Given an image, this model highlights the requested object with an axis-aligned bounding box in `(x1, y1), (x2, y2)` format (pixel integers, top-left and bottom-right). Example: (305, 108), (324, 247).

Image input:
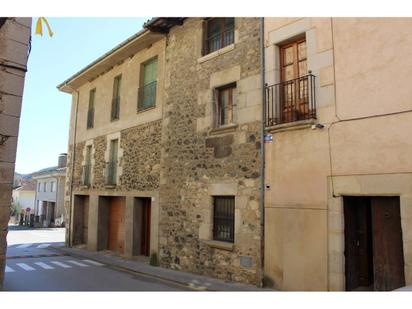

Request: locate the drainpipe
(65, 85), (80, 247)
(258, 17), (266, 287)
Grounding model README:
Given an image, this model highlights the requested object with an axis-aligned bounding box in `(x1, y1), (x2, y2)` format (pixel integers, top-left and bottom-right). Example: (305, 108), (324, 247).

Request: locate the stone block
(0, 70), (25, 96)
(208, 183), (238, 196)
(0, 113), (20, 136)
(0, 94), (22, 117)
(328, 273), (344, 291)
(319, 66), (334, 87)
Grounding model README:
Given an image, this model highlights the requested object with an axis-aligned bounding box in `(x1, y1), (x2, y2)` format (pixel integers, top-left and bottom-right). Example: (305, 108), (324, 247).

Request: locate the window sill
(266, 119), (316, 133)
(209, 123), (238, 135)
(197, 44), (235, 64)
(80, 185), (90, 189)
(202, 239), (234, 251)
(104, 185), (117, 189)
(137, 105), (156, 114)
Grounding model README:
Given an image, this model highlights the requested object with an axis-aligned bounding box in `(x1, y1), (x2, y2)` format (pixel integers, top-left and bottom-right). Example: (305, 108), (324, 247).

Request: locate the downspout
(258, 17), (266, 287)
(66, 85), (80, 247)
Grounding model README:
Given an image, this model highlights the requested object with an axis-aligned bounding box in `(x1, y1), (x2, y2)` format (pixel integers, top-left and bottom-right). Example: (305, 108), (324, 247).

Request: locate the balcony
(138, 81), (157, 112)
(265, 73), (316, 127)
(105, 161), (117, 186)
(81, 164), (91, 187)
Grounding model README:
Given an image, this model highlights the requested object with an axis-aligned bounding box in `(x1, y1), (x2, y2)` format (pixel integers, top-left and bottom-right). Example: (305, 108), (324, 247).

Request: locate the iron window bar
(105, 161), (117, 186)
(265, 73), (316, 127)
(138, 80), (157, 111)
(213, 196), (235, 243)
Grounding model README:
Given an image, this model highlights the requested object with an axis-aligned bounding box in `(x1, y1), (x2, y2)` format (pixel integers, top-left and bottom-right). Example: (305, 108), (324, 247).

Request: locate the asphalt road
(3, 225), (190, 291)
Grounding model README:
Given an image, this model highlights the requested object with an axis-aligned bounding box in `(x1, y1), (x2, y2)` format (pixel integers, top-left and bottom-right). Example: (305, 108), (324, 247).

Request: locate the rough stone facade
(0, 17), (31, 288)
(158, 18), (262, 285)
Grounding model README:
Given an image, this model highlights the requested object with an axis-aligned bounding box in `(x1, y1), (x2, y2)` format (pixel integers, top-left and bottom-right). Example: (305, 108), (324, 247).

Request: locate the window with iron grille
(203, 18), (234, 55)
(87, 88), (95, 129)
(138, 57), (157, 111)
(213, 196), (235, 243)
(106, 139), (118, 186)
(83, 145), (92, 186)
(111, 75), (121, 121)
(214, 83), (236, 127)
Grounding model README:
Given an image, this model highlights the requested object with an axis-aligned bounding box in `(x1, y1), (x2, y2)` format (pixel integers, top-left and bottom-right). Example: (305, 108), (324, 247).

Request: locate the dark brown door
(108, 197), (125, 254)
(344, 197), (373, 291)
(279, 38), (308, 122)
(371, 197), (405, 291)
(83, 196), (89, 244)
(140, 199), (151, 256)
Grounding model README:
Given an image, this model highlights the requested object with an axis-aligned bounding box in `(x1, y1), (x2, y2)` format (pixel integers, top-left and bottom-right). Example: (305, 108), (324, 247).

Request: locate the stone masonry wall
(159, 18), (262, 285)
(0, 18), (31, 288)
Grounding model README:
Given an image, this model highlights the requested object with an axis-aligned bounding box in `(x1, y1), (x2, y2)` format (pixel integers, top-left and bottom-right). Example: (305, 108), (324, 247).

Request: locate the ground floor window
(213, 196), (235, 243)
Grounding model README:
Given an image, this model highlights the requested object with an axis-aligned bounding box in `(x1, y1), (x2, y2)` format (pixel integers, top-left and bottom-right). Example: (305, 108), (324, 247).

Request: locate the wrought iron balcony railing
(265, 73), (316, 127)
(82, 164), (91, 186)
(105, 161), (117, 186)
(138, 81), (157, 111)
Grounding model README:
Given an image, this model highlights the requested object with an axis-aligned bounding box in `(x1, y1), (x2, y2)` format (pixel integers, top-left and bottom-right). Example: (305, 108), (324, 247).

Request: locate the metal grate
(105, 161), (117, 186)
(111, 96), (120, 121)
(138, 80), (157, 111)
(213, 196), (235, 243)
(265, 73), (316, 127)
(82, 164), (91, 186)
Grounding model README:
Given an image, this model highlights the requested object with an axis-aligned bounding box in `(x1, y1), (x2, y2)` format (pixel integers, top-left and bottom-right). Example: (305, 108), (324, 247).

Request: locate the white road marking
(67, 260), (89, 267)
(34, 262), (54, 270)
(82, 259), (104, 266)
(37, 244), (51, 248)
(5, 266), (15, 273)
(16, 243), (33, 249)
(50, 261), (72, 268)
(16, 263), (35, 271)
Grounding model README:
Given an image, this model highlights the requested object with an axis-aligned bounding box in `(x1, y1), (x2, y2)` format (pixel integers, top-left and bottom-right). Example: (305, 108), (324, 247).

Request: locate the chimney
(58, 153), (67, 168)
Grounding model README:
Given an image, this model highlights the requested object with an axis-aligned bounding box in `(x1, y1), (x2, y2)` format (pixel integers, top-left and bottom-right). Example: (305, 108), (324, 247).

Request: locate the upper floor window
(37, 182), (41, 192)
(214, 83), (236, 127)
(43, 182), (47, 192)
(203, 18), (234, 55)
(111, 75), (122, 121)
(213, 196), (235, 243)
(51, 181), (56, 192)
(106, 139), (118, 186)
(82, 145), (92, 186)
(265, 36), (316, 126)
(138, 57), (158, 112)
(87, 88), (96, 129)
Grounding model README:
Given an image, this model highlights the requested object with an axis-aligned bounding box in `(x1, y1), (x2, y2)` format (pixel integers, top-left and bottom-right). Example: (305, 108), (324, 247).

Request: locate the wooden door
(344, 197), (373, 291)
(280, 38), (308, 122)
(83, 197), (89, 245)
(140, 199), (151, 256)
(371, 197), (405, 291)
(108, 197), (125, 254)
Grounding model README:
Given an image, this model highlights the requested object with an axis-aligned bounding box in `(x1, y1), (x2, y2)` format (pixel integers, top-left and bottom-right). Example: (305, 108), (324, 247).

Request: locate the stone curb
(50, 246), (271, 292)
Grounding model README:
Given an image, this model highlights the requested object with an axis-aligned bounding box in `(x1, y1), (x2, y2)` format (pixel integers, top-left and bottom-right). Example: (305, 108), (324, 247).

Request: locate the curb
(50, 246), (267, 291)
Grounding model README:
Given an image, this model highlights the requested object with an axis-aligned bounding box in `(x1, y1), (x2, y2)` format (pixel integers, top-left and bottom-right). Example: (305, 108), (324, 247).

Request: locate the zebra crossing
(5, 259), (105, 273)
(13, 243), (63, 249)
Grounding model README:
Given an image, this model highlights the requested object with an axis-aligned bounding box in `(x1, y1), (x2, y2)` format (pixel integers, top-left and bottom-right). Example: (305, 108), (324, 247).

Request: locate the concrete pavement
(53, 245), (269, 291)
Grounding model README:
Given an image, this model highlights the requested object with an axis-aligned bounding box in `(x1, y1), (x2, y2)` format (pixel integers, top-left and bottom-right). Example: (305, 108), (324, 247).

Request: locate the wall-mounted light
(311, 123), (324, 130)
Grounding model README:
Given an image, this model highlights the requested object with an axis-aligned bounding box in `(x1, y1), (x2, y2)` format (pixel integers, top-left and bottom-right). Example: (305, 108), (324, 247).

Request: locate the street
(3, 225), (190, 291)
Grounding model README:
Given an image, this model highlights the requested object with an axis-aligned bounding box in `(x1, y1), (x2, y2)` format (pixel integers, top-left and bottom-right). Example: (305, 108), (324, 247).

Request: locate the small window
(111, 75), (122, 121)
(138, 57), (158, 111)
(214, 83), (236, 127)
(51, 181), (56, 192)
(203, 18), (234, 55)
(43, 182), (46, 192)
(213, 196), (235, 243)
(106, 139), (118, 185)
(87, 88), (96, 129)
(37, 182), (41, 192)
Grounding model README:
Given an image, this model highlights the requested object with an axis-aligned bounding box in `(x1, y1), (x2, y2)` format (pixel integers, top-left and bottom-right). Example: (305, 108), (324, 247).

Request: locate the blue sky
(16, 17), (148, 174)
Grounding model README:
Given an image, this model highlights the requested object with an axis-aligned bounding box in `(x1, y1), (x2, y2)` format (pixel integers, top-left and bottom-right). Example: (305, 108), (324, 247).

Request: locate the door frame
(327, 174), (412, 291)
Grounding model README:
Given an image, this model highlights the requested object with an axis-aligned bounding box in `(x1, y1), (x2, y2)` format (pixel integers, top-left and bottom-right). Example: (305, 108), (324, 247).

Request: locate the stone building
(0, 17), (31, 289)
(263, 18), (412, 291)
(32, 153), (67, 227)
(59, 17), (263, 285)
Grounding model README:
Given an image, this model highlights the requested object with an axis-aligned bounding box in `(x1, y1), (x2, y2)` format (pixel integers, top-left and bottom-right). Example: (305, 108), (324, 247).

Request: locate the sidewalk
(51, 245), (271, 291)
